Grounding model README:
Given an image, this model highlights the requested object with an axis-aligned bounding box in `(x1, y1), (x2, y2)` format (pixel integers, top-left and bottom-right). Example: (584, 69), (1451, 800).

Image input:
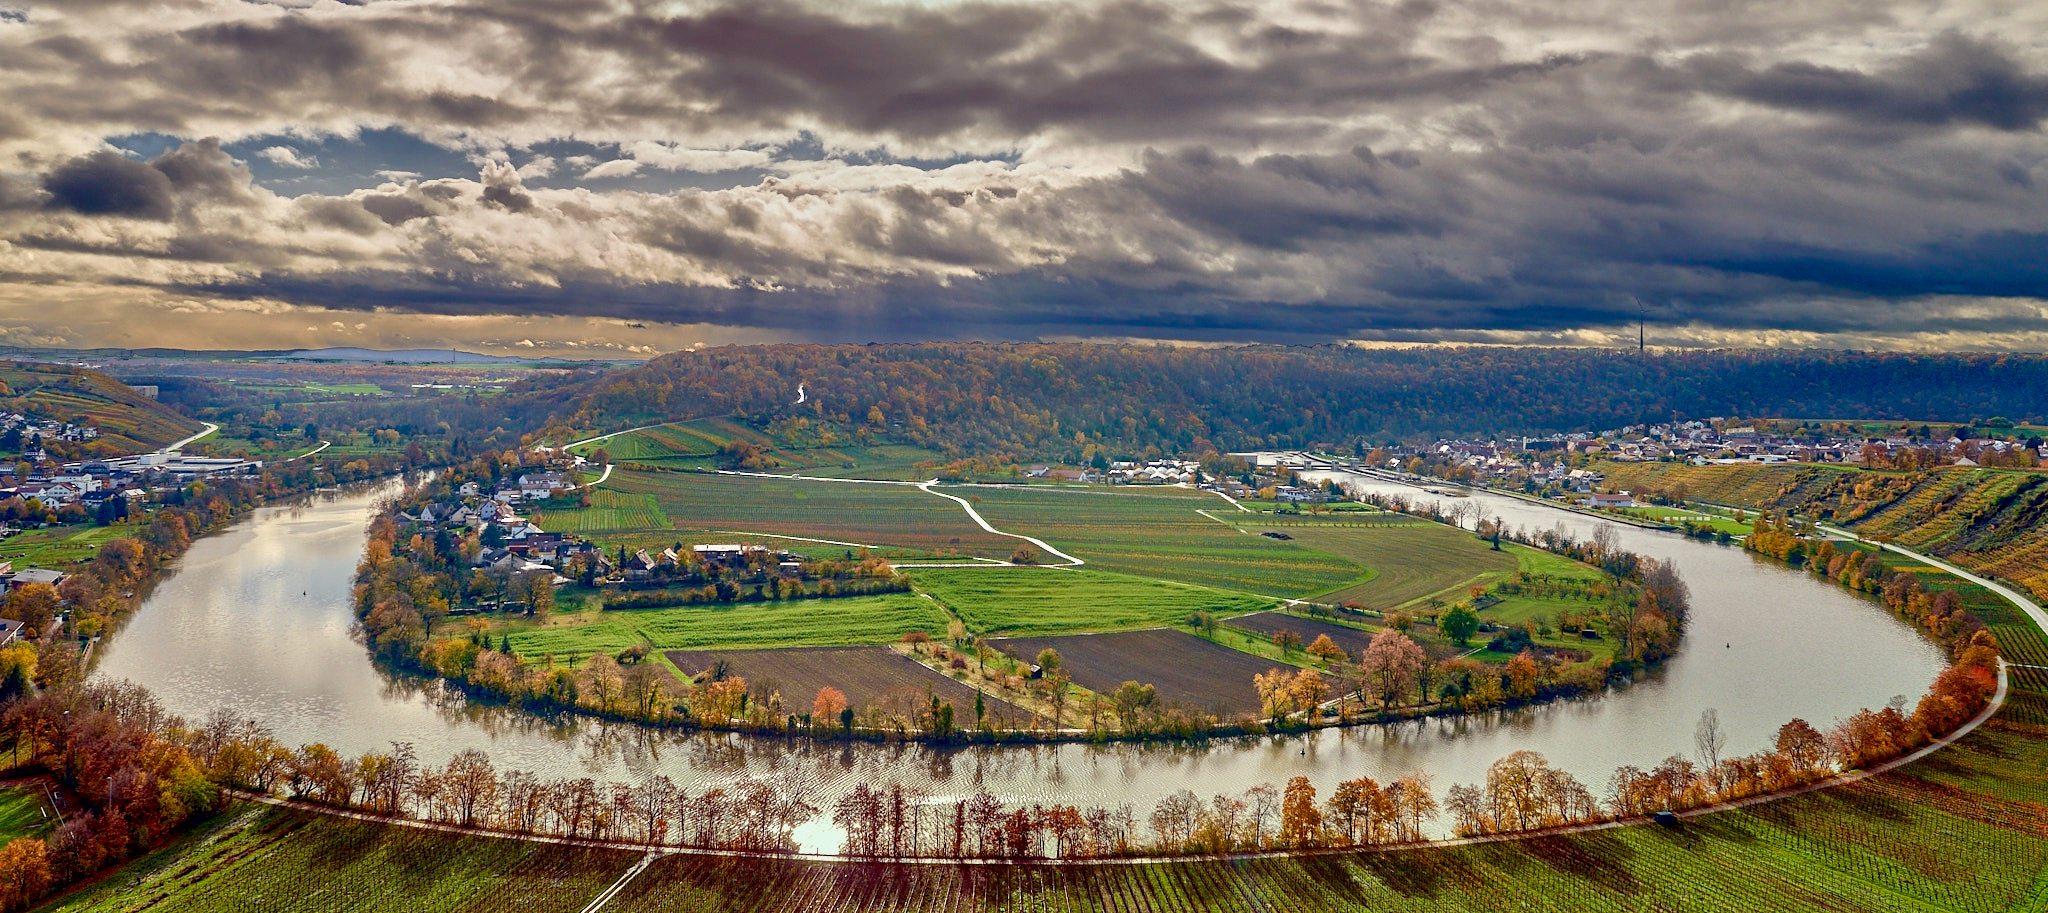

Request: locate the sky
(1, 0), (2046, 357)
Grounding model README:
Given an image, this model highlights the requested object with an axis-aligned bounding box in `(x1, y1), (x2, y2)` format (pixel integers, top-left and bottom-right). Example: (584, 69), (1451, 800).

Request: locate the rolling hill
(0, 361), (203, 454)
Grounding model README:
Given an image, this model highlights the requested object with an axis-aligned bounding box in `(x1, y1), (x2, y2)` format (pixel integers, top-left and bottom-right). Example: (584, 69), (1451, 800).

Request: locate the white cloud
(257, 146), (319, 169)
(582, 159), (643, 180)
(625, 142), (772, 173)
(516, 156), (556, 180)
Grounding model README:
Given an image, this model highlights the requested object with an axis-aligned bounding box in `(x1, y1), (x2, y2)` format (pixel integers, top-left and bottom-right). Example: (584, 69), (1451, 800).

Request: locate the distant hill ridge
(279, 347), (547, 365)
(554, 343), (2048, 459)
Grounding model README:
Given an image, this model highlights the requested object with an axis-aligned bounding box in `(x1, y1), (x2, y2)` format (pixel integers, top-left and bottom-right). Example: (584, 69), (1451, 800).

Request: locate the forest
(547, 345), (2048, 461)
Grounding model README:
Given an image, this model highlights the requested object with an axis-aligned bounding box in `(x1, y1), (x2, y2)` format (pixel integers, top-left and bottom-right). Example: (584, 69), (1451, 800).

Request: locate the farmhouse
(517, 472), (569, 500)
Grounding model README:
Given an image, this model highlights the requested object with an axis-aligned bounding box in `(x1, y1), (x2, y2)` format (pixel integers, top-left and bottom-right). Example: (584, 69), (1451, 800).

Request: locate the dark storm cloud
(41, 150), (175, 218)
(1694, 33), (2048, 131)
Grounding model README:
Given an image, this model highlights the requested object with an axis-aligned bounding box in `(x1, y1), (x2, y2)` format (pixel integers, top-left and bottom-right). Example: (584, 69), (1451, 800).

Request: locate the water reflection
(92, 472), (1945, 849)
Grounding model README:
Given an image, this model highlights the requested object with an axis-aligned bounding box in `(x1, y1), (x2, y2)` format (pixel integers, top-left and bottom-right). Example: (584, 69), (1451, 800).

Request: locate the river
(93, 473), (1946, 850)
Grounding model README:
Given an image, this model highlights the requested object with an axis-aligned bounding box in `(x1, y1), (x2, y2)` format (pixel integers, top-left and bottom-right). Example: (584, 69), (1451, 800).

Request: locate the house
(519, 472), (568, 500)
(0, 617), (21, 646)
(1584, 492), (1636, 509)
(3, 568), (66, 591)
(692, 543), (772, 568)
(623, 549), (659, 579)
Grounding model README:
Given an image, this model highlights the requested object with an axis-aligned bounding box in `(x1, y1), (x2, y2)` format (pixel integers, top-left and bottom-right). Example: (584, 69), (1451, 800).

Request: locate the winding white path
(160, 421), (219, 453)
(916, 481), (1084, 567)
(285, 440), (332, 462)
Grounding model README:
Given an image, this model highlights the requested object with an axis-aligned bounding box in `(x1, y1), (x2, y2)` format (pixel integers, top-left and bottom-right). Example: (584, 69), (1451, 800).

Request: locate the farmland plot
(1273, 524), (1517, 608)
(991, 629), (1328, 718)
(959, 485), (1364, 596)
(911, 566), (1275, 636)
(664, 645), (1032, 726)
(530, 489), (670, 534)
(608, 469), (1015, 558)
(507, 593), (952, 662)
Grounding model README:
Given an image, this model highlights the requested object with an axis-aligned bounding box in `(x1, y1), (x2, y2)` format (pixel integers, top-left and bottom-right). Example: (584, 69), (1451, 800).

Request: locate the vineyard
(1274, 524), (1517, 609)
(1598, 460), (2048, 605)
(530, 489), (670, 534)
(0, 361), (202, 452)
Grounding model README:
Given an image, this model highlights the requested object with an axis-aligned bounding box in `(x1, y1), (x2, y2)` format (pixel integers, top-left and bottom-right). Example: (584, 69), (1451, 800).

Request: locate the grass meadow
(503, 592), (950, 663)
(910, 566), (1276, 636)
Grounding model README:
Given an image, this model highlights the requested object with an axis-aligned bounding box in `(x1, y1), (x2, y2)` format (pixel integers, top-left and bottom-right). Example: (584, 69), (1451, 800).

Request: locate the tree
(1774, 718), (1828, 773)
(1305, 633), (1347, 666)
(1035, 647), (1061, 674)
(0, 837), (53, 911)
(1278, 776), (1323, 847)
(1694, 708), (1726, 784)
(2, 584), (60, 638)
(1270, 629), (1302, 653)
(1358, 630), (1425, 711)
(1110, 681), (1156, 729)
(813, 687), (849, 733)
(1439, 605), (1480, 647)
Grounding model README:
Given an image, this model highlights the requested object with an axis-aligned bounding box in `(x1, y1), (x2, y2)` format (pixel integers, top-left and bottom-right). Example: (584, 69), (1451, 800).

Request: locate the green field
(960, 485), (1365, 596)
(1608, 503), (1754, 535)
(0, 524), (128, 568)
(606, 469), (1015, 557)
(503, 592), (950, 662)
(910, 566), (1276, 636)
(0, 785), (54, 841)
(1266, 524), (1518, 609)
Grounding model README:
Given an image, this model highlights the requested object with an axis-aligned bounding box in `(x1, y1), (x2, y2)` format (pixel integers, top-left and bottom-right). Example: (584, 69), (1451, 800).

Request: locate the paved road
(160, 421), (219, 453)
(1820, 523), (2048, 635)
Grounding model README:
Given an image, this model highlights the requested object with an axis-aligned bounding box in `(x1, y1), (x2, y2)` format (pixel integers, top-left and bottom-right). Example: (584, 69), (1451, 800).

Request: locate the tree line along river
(91, 471), (1946, 852)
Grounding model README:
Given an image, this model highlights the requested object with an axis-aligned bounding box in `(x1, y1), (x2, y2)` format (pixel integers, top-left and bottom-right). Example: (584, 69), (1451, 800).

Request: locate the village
(392, 470), (884, 616)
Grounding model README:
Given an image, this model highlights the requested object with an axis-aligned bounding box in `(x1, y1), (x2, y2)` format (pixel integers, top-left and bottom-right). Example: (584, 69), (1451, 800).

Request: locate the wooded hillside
(555, 344), (2048, 460)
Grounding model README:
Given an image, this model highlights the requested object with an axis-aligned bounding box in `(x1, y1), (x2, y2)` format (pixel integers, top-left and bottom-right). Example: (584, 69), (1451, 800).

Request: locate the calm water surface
(94, 474), (1945, 849)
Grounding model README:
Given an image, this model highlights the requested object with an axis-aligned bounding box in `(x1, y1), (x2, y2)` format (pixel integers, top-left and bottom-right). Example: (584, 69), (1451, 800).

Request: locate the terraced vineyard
(1598, 460), (2048, 605)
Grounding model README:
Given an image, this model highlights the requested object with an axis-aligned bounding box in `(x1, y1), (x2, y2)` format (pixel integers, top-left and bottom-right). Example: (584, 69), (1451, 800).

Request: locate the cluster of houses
(0, 411), (99, 459)
(618, 543), (803, 582)
(0, 451), (268, 510)
(399, 474), (804, 591)
(1375, 418), (2048, 484)
(0, 471), (143, 510)
(1024, 458), (1204, 484)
